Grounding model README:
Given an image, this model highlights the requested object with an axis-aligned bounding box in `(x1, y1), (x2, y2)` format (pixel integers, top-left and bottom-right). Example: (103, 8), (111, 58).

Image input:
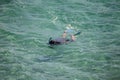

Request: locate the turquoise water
(0, 0), (120, 80)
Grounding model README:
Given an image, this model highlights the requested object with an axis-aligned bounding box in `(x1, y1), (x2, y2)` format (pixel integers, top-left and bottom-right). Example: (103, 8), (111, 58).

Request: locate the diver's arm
(71, 35), (76, 41)
(62, 30), (67, 38)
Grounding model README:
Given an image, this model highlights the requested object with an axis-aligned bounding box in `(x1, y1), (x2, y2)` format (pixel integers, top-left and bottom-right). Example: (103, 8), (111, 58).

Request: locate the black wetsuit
(49, 37), (73, 45)
(54, 38), (67, 44)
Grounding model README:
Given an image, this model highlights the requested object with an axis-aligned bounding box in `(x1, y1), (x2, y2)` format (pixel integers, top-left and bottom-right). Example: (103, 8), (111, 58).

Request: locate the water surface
(0, 0), (120, 80)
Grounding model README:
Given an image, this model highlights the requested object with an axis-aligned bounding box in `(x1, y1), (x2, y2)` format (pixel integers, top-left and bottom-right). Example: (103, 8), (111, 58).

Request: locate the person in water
(49, 30), (76, 45)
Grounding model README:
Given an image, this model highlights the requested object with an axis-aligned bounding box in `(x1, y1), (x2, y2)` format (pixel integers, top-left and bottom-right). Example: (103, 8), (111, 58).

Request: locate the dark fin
(74, 31), (81, 36)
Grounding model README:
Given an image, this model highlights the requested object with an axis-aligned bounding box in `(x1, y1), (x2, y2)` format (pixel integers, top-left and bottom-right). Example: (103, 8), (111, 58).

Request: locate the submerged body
(48, 30), (76, 46)
(49, 37), (74, 45)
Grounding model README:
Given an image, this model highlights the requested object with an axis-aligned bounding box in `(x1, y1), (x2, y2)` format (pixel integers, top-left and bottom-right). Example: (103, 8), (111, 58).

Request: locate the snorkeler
(48, 30), (80, 46)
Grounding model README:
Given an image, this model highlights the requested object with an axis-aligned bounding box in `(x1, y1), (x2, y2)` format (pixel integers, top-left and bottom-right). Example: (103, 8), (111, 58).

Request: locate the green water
(0, 0), (120, 80)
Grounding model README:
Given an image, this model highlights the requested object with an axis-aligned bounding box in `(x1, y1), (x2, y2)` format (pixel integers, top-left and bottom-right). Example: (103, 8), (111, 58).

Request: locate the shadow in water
(35, 55), (63, 62)
(35, 45), (68, 62)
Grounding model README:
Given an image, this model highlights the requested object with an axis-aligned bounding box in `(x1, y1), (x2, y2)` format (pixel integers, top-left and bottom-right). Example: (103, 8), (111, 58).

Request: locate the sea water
(0, 0), (120, 80)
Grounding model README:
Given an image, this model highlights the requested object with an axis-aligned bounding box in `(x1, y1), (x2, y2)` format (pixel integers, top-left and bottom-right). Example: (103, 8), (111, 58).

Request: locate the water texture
(0, 0), (120, 80)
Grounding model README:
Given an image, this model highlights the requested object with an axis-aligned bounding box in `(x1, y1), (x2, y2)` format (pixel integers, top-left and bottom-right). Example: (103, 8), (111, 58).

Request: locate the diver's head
(49, 40), (61, 45)
(48, 37), (55, 45)
(49, 40), (55, 45)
